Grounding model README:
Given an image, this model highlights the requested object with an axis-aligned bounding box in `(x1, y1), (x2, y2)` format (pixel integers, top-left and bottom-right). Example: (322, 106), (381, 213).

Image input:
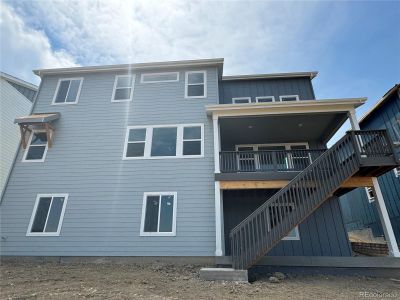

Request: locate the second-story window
(123, 124), (204, 159)
(279, 95), (299, 102)
(112, 75), (135, 102)
(22, 131), (48, 162)
(185, 71), (206, 98)
(53, 78), (83, 104)
(256, 96), (275, 103)
(233, 97), (251, 104)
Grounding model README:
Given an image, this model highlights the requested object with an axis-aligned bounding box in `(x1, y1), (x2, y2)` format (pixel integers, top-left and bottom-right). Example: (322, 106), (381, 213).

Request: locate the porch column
(348, 109), (360, 131)
(213, 115), (224, 256)
(372, 177), (400, 257)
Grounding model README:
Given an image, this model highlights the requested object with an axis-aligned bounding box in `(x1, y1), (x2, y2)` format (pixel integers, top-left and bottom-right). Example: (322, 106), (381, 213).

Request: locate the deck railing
(220, 149), (326, 173)
(229, 130), (396, 270)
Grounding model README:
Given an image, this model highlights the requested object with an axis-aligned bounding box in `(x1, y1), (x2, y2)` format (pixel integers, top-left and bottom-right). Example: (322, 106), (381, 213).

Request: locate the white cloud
(4, 0), (333, 78)
(0, 3), (77, 84)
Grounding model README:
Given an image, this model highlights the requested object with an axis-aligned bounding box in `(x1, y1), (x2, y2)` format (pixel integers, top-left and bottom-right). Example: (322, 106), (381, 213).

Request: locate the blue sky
(1, 0), (399, 141)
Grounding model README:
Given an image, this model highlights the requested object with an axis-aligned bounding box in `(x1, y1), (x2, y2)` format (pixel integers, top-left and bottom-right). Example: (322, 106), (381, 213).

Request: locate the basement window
(282, 226), (300, 240)
(365, 187), (375, 203)
(27, 194), (68, 236)
(394, 167), (400, 178)
(140, 192), (177, 236)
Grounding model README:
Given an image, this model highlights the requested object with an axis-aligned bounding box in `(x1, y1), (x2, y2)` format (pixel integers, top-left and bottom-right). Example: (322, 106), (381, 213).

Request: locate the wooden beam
(341, 177), (373, 188)
(220, 180), (289, 190)
(219, 176), (374, 190)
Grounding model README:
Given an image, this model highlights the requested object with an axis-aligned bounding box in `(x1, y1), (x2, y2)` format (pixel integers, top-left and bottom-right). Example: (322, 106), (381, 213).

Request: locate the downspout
(0, 76), (43, 204)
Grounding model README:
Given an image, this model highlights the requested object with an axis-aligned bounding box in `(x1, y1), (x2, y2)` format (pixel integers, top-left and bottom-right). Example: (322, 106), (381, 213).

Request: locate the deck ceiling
(220, 112), (347, 146)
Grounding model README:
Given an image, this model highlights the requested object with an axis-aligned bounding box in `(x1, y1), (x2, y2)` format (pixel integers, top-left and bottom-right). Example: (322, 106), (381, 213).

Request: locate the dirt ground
(1, 262), (400, 300)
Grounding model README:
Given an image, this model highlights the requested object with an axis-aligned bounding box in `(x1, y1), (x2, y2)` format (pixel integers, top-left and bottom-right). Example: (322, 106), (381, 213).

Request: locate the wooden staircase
(229, 130), (399, 270)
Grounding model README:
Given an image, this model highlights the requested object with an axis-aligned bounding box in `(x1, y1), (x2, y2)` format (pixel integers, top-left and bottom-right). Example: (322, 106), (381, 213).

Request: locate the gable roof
(359, 84), (400, 125)
(0, 71), (38, 91)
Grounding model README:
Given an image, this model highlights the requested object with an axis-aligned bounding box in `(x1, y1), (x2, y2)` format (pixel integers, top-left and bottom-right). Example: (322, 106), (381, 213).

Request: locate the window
(256, 96), (275, 103)
(126, 128), (146, 157)
(111, 75), (135, 102)
(233, 97), (251, 104)
(22, 131), (48, 162)
(123, 124), (204, 159)
(27, 194), (68, 236)
(394, 166), (400, 177)
(279, 95), (299, 102)
(282, 226), (300, 240)
(140, 192), (177, 236)
(365, 187), (375, 203)
(183, 126), (202, 156)
(52, 78), (83, 104)
(141, 72), (179, 83)
(185, 71), (206, 98)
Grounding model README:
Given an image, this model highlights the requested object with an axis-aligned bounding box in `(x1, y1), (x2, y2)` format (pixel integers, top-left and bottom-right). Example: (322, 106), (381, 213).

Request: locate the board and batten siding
(223, 190), (351, 257)
(0, 67), (219, 256)
(0, 79), (33, 195)
(339, 89), (400, 241)
(219, 77), (315, 104)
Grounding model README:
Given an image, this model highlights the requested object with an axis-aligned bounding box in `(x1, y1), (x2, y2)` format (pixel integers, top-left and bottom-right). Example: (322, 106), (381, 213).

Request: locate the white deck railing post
(372, 177), (400, 257)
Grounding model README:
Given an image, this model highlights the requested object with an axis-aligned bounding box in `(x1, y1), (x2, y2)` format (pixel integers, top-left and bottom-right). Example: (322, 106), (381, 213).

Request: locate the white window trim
(140, 72), (179, 84)
(111, 74), (136, 102)
(365, 187), (375, 203)
(232, 97), (251, 104)
(140, 192), (177, 237)
(185, 70), (207, 99)
(22, 130), (49, 163)
(256, 96), (275, 103)
(51, 77), (83, 105)
(394, 167), (400, 178)
(123, 123), (204, 160)
(282, 226), (300, 241)
(26, 193), (69, 236)
(279, 95), (300, 102)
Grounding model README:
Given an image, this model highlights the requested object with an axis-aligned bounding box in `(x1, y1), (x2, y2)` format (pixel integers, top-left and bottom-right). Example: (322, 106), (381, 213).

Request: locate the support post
(372, 177), (400, 257)
(213, 116), (220, 173)
(348, 109), (360, 131)
(215, 181), (224, 256)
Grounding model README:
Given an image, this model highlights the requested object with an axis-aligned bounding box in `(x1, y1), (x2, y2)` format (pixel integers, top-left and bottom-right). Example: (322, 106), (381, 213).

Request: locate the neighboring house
(0, 59), (398, 275)
(340, 84), (400, 241)
(0, 72), (37, 194)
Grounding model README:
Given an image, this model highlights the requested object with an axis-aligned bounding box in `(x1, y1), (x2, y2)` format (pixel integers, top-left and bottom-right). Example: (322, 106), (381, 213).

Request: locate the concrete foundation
(199, 268), (248, 282)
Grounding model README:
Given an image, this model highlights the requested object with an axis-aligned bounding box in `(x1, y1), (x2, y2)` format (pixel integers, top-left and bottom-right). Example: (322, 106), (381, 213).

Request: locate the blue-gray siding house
(340, 84), (400, 241)
(1, 59), (398, 269)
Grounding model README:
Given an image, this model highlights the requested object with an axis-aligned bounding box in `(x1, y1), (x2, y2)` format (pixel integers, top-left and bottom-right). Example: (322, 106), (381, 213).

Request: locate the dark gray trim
(215, 172), (299, 181)
(216, 256), (400, 268)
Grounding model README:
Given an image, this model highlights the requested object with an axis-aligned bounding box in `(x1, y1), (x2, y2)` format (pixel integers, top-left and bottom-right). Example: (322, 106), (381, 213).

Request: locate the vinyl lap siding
(0, 79), (32, 194)
(0, 67), (219, 256)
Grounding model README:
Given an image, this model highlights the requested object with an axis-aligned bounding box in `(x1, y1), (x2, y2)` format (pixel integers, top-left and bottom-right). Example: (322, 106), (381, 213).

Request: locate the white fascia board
(33, 58), (224, 77)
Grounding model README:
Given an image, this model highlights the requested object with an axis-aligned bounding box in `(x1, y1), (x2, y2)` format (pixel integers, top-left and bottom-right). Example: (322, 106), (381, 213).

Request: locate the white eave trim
(33, 58), (224, 76)
(206, 98), (367, 117)
(222, 71), (318, 81)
